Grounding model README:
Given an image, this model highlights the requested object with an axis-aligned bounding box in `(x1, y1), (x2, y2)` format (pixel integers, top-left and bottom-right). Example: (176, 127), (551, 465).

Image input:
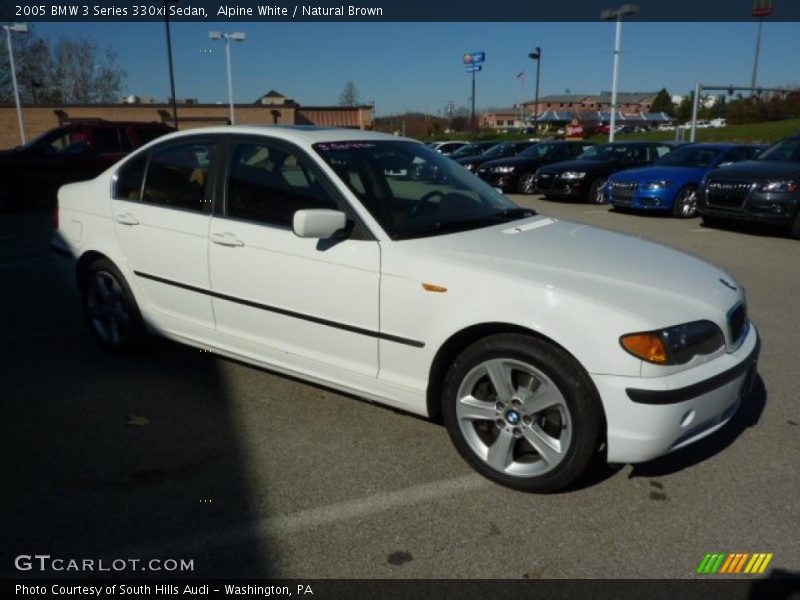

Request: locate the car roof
(156, 125), (415, 145)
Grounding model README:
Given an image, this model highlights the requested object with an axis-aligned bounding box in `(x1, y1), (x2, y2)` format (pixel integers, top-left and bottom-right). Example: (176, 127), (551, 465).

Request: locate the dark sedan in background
(0, 120), (173, 209)
(448, 141), (501, 160)
(698, 135), (800, 238)
(476, 140), (594, 193)
(534, 141), (676, 203)
(455, 140), (537, 173)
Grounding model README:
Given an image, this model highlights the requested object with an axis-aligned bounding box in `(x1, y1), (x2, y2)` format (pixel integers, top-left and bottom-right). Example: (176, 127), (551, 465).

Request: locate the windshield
(656, 146), (720, 168)
(313, 141), (534, 240)
(519, 143), (558, 158)
(578, 144), (641, 161)
(450, 143), (490, 158)
(481, 143), (515, 159)
(758, 137), (800, 162)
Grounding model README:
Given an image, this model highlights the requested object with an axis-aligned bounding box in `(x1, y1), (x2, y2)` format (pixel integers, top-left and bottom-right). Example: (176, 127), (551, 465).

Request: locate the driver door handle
(211, 232), (244, 247)
(114, 213), (139, 226)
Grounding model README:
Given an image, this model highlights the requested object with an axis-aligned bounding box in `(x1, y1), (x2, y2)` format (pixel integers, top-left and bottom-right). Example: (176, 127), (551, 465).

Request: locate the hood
(399, 216), (742, 331)
(542, 159), (612, 173)
(709, 159), (800, 180)
(610, 165), (705, 183)
(478, 156), (544, 170)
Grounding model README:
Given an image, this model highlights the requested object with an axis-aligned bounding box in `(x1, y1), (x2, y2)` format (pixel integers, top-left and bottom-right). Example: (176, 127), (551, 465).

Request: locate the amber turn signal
(620, 333), (668, 364)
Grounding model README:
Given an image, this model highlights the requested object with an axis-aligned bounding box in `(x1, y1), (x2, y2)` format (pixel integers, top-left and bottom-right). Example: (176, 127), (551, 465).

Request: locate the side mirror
(293, 209), (347, 239)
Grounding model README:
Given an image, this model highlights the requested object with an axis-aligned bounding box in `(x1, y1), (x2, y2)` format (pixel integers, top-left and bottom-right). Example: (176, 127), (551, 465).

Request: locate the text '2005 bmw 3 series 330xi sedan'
(50, 126), (760, 492)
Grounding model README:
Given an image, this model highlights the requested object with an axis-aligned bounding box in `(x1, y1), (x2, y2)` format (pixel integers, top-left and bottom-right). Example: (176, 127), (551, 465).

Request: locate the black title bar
(2, 0), (800, 22)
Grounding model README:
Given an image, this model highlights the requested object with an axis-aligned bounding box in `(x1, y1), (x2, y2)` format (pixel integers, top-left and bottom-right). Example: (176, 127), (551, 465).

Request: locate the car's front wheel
(82, 258), (146, 352)
(441, 333), (603, 492)
(517, 172), (536, 195)
(589, 178), (607, 204)
(672, 185), (698, 218)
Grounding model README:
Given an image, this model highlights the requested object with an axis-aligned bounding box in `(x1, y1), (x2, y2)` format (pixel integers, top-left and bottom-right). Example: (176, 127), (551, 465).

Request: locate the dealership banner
(2, 0), (800, 22)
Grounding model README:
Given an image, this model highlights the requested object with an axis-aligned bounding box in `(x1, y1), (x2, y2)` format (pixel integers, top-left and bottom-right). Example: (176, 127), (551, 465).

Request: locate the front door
(208, 137), (380, 377)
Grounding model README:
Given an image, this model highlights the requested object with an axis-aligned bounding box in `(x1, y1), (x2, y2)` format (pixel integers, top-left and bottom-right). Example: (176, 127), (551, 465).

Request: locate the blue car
(604, 143), (765, 218)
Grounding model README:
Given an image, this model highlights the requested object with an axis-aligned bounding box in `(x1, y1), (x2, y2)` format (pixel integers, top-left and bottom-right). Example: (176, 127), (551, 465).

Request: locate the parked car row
(452, 135), (799, 237)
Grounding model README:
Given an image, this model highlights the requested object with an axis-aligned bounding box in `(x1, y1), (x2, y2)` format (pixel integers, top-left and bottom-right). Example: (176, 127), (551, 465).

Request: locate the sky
(33, 21), (800, 115)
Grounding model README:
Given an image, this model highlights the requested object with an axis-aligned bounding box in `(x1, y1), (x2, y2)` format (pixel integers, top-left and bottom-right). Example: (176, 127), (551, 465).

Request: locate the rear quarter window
(113, 154), (148, 201)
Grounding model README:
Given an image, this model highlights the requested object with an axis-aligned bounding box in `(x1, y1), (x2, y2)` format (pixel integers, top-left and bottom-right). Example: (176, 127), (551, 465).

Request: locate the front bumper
(592, 324), (760, 464)
(698, 190), (799, 227)
(476, 169), (515, 190)
(535, 174), (587, 198)
(608, 188), (674, 211)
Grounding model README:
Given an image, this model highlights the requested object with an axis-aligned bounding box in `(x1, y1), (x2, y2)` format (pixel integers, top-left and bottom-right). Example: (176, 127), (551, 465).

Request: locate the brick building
(0, 98), (374, 149)
(521, 91), (659, 117)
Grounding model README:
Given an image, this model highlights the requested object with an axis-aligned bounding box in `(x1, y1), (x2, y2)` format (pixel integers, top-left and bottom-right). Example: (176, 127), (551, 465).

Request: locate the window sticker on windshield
(317, 142), (376, 151)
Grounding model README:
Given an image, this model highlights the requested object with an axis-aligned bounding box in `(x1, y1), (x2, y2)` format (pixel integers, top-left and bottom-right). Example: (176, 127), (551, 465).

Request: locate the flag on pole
(515, 71), (525, 79)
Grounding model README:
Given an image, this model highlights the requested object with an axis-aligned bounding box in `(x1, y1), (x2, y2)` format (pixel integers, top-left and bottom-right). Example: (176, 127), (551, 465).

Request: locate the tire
(82, 258), (147, 352)
(441, 333), (604, 492)
(588, 178), (607, 204)
(672, 185), (698, 218)
(790, 209), (800, 240)
(517, 172), (536, 195)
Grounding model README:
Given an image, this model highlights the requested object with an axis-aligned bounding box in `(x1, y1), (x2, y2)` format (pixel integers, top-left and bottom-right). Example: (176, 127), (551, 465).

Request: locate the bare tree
(0, 26), (57, 104)
(53, 38), (125, 103)
(339, 81), (360, 106)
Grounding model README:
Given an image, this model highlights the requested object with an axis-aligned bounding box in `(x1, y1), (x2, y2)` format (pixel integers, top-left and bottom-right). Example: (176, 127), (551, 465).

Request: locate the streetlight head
(528, 52), (540, 60)
(209, 31), (222, 40)
(601, 8), (617, 20)
(229, 32), (246, 41)
(9, 23), (29, 33)
(619, 3), (639, 15)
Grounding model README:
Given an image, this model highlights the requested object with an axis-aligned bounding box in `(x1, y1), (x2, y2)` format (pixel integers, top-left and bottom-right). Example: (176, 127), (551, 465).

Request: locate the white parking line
(114, 474), (487, 556)
(689, 228), (716, 233)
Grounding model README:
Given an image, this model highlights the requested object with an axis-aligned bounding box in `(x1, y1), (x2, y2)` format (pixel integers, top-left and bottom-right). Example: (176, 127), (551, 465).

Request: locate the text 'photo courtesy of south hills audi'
(50, 126), (759, 492)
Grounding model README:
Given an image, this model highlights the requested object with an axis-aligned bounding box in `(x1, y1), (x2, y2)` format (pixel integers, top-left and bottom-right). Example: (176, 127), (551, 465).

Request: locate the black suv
(0, 120), (173, 209)
(476, 140), (595, 194)
(697, 135), (800, 238)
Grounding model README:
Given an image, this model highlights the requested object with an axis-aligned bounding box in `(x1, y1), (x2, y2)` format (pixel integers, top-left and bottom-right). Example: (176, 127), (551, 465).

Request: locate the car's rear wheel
(441, 333), (603, 492)
(517, 172), (536, 195)
(82, 258), (146, 352)
(672, 185), (698, 218)
(589, 178), (607, 204)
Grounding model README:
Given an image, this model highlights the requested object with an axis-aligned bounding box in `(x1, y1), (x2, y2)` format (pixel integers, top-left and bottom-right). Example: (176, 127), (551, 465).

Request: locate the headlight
(560, 171), (586, 180)
(620, 320), (724, 365)
(491, 166), (515, 174)
(760, 180), (798, 193)
(642, 180), (672, 191)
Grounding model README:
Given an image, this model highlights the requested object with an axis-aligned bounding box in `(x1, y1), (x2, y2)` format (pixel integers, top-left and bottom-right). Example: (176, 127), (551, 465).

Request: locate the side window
(654, 145), (672, 159)
(141, 140), (216, 212)
(720, 148), (752, 164)
(93, 128), (123, 153)
(226, 140), (337, 227)
(113, 154), (148, 201)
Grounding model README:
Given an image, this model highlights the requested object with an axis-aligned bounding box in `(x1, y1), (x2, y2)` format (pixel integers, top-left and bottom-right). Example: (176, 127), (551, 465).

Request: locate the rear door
(112, 136), (219, 330)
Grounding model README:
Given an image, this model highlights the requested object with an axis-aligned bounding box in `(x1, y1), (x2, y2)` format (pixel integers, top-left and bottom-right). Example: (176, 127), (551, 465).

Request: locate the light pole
(164, 0), (179, 128)
(3, 23), (29, 145)
(528, 47), (541, 134)
(209, 31), (246, 125)
(601, 4), (639, 142)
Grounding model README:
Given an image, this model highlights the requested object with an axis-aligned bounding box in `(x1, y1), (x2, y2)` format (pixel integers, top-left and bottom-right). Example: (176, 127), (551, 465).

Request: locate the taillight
(53, 206), (59, 230)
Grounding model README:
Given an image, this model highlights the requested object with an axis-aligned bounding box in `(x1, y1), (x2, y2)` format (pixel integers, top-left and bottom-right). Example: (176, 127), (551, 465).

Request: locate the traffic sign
(465, 65), (482, 72)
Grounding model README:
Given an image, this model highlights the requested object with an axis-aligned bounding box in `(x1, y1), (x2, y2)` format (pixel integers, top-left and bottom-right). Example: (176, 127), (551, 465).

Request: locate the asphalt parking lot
(2, 198), (799, 580)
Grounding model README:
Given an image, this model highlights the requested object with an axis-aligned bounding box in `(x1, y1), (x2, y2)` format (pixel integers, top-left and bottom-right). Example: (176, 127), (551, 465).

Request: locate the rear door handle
(211, 232), (244, 247)
(114, 213), (139, 226)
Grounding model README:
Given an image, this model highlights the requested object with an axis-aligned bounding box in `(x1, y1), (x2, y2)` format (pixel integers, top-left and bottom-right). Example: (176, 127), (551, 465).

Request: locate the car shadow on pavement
(626, 375), (767, 478)
(701, 218), (795, 240)
(748, 569), (800, 599)
(1, 212), (275, 579)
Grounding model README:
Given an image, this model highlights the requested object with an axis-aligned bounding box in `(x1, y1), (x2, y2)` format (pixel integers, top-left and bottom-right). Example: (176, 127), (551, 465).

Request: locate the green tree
(650, 88), (674, 115)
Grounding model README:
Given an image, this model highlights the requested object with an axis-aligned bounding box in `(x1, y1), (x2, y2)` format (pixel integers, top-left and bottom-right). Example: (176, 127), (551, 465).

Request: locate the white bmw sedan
(51, 126), (759, 492)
